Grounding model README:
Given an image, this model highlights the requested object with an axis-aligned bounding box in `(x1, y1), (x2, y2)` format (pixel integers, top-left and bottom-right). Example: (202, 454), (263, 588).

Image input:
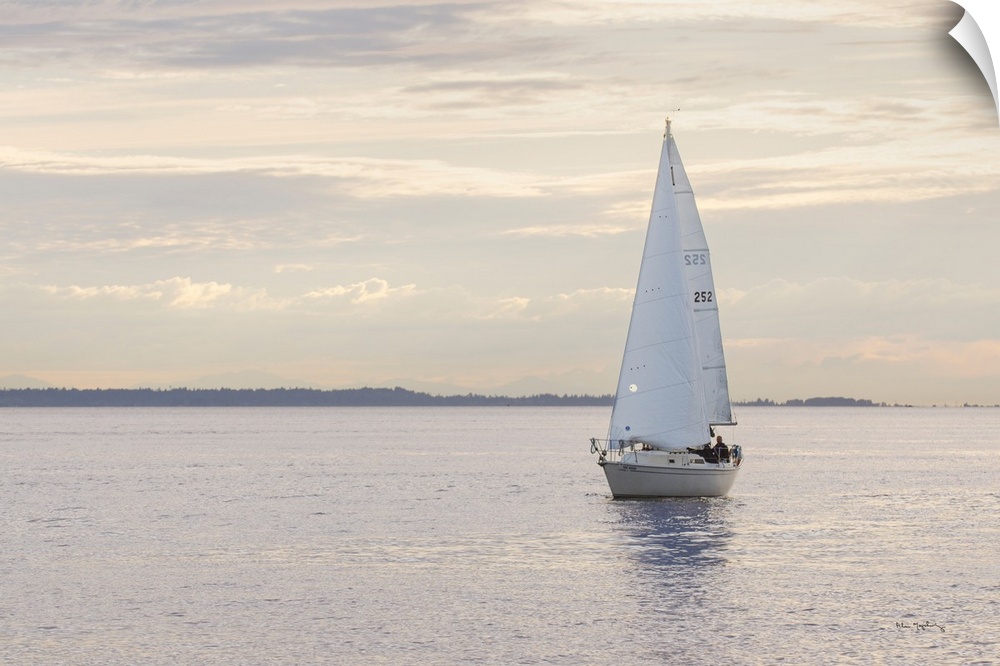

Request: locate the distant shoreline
(0, 387), (611, 407)
(0, 388), (994, 408)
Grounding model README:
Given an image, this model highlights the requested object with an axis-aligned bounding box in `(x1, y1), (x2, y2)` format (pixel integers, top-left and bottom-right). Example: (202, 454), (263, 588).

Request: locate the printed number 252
(694, 291), (713, 303)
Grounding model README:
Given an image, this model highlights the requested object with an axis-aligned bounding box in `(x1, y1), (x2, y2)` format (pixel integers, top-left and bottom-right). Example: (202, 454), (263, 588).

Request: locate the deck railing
(591, 437), (743, 466)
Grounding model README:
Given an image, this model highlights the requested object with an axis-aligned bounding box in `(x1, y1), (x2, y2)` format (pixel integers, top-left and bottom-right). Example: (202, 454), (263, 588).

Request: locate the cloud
(41, 283), (159, 302)
(165, 278), (235, 309)
(691, 125), (1000, 211)
(274, 263), (315, 274)
(402, 73), (584, 110)
(0, 147), (548, 199)
(28, 274), (635, 323)
(304, 277), (417, 305)
(25, 221), (266, 254)
(479, 296), (531, 320)
(0, 3), (541, 70)
(501, 223), (632, 238)
(32, 275), (435, 313)
(469, 287), (633, 322)
(42, 277), (252, 310)
(517, 0), (948, 30)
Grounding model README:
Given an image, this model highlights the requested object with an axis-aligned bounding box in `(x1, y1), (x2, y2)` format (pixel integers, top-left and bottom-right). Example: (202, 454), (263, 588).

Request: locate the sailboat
(590, 120), (742, 498)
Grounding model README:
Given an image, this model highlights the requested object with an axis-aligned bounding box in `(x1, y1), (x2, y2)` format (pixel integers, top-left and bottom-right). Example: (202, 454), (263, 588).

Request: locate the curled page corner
(949, 0), (1000, 125)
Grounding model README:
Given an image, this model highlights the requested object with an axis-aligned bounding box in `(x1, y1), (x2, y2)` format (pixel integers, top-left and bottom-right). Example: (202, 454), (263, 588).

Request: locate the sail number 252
(684, 253), (707, 266)
(694, 291), (713, 303)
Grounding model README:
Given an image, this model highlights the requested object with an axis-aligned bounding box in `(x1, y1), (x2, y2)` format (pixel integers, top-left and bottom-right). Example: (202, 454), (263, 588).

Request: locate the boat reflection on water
(606, 497), (735, 572)
(600, 498), (749, 662)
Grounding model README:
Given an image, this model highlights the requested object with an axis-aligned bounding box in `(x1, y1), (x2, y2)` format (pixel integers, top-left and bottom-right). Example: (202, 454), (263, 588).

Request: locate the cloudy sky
(1, 0), (997, 404)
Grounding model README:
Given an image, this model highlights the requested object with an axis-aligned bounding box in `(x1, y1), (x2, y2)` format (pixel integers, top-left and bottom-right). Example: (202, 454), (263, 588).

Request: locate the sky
(1, 0), (998, 405)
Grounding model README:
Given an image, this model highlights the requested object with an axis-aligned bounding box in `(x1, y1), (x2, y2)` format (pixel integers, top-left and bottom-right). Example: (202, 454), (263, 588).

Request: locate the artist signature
(895, 621), (945, 632)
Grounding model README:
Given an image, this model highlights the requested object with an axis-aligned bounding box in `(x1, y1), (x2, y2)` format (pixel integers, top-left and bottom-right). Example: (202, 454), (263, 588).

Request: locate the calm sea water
(1, 406), (998, 665)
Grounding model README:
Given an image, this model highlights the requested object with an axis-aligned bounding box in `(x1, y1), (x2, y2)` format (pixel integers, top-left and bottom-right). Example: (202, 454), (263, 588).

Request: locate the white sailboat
(591, 120), (742, 498)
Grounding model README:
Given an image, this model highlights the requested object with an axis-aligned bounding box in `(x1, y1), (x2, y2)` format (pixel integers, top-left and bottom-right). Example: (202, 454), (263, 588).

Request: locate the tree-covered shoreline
(2, 388), (991, 408)
(0, 387), (613, 407)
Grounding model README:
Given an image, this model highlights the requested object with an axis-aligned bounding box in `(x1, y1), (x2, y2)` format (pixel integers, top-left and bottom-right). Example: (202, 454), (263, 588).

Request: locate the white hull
(600, 451), (738, 498)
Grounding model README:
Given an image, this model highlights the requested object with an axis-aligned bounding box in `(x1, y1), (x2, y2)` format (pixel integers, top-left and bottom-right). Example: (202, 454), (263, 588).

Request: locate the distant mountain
(0, 374), (53, 389)
(370, 373), (601, 398)
(493, 376), (564, 397)
(190, 370), (321, 389)
(366, 378), (473, 397)
(146, 370), (320, 390)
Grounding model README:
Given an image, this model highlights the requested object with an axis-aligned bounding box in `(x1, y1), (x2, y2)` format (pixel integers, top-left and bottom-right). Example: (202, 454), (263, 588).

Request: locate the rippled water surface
(2, 406), (998, 664)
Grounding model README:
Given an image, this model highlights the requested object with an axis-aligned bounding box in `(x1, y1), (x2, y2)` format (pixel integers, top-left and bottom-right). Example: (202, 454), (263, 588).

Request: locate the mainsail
(668, 130), (736, 426)
(607, 122), (711, 450)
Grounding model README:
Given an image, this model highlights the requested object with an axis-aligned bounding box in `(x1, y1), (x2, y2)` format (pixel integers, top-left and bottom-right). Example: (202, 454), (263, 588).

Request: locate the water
(2, 406), (998, 665)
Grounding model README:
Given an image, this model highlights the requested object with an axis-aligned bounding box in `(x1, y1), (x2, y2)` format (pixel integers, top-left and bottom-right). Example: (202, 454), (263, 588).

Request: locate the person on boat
(713, 435), (730, 462)
(700, 441), (718, 463)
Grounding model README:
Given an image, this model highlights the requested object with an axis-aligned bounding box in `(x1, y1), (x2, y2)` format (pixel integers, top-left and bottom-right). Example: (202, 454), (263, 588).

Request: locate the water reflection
(606, 498), (735, 571)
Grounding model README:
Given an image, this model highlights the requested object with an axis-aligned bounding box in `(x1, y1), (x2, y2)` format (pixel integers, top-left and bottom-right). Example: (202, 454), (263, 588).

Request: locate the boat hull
(601, 452), (738, 498)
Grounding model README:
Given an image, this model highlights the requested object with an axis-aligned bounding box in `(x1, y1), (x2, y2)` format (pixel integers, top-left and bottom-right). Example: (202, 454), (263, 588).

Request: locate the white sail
(595, 121), (741, 498)
(607, 124), (710, 450)
(668, 130), (735, 425)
